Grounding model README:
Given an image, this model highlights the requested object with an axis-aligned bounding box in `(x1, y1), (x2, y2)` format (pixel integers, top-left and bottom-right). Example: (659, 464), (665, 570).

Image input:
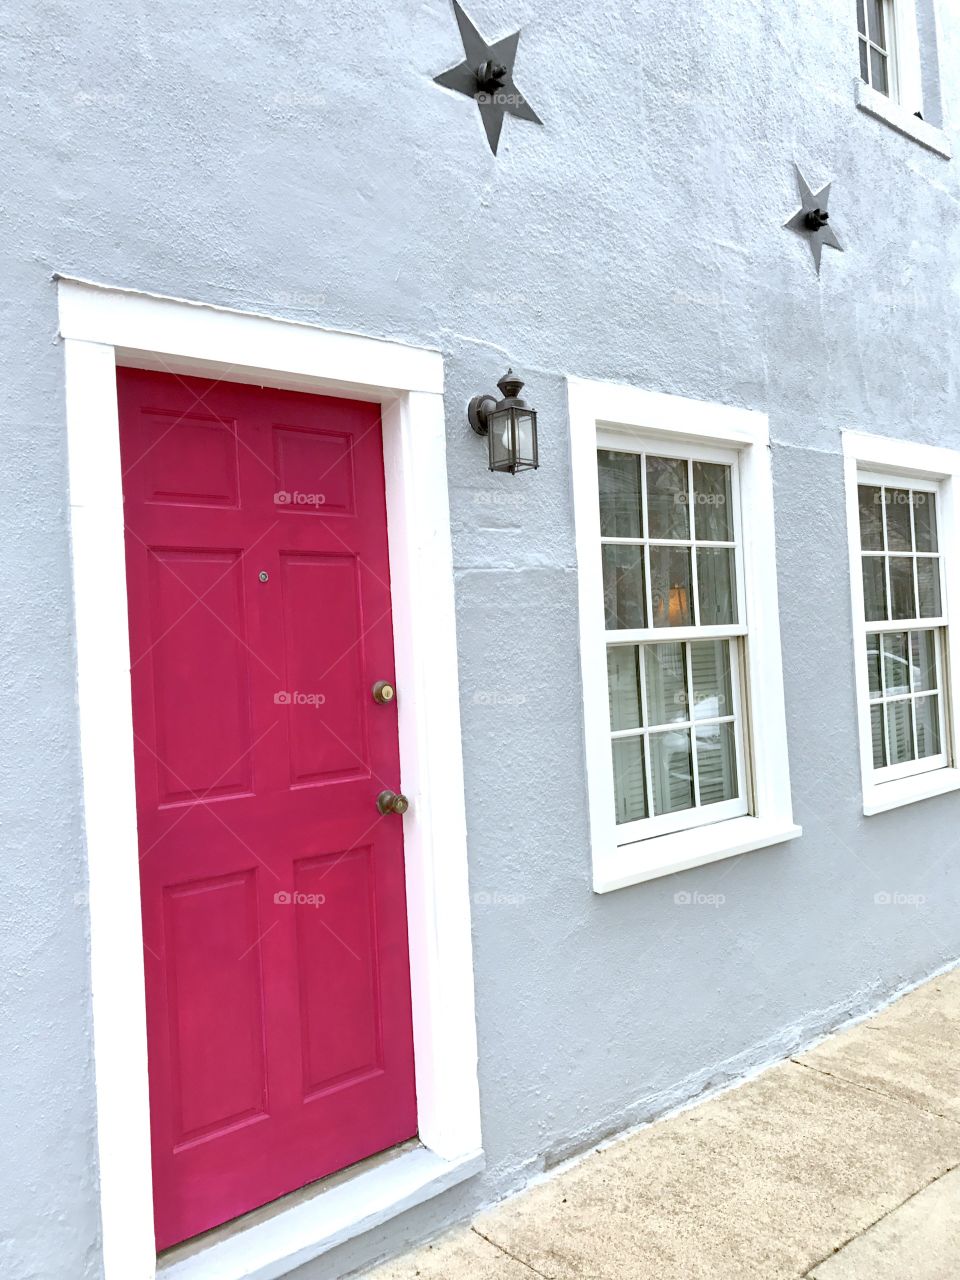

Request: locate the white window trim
(854, 0), (952, 158)
(843, 430), (960, 817)
(569, 378), (801, 894)
(57, 278), (483, 1280)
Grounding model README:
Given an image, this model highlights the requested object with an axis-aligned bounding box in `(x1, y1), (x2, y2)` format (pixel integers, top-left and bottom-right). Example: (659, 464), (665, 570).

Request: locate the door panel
(118, 369), (417, 1251)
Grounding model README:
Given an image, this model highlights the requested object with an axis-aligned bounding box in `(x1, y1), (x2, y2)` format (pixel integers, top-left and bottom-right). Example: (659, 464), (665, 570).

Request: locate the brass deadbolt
(372, 680), (396, 704)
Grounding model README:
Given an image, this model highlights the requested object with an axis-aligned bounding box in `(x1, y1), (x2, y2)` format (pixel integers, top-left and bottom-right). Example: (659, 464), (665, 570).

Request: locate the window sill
(862, 768), (960, 816)
(593, 815), (802, 893)
(157, 1145), (484, 1280)
(855, 79), (952, 159)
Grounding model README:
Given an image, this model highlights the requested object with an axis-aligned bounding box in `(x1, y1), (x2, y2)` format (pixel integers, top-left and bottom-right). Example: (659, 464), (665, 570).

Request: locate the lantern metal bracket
(468, 394), (498, 436)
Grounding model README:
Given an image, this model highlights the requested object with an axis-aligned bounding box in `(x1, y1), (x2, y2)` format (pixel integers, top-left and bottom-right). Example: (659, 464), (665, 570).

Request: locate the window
(570, 380), (800, 892)
(857, 478), (947, 779)
(858, 0), (897, 98)
(600, 445), (748, 841)
(844, 432), (960, 815)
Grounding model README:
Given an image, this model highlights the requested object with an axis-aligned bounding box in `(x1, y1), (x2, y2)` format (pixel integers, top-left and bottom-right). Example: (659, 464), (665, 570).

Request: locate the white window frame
(853, 0), (951, 157)
(844, 430), (960, 816)
(569, 379), (801, 894)
(57, 278), (483, 1280)
(858, 0), (901, 101)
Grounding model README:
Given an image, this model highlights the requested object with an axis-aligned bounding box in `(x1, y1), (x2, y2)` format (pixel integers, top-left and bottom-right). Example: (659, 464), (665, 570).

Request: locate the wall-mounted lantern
(468, 369), (539, 474)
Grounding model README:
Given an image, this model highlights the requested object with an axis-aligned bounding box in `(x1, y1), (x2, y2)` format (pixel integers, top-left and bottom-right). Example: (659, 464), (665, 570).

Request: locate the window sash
(608, 636), (750, 843)
(855, 470), (950, 784)
(858, 0), (899, 100)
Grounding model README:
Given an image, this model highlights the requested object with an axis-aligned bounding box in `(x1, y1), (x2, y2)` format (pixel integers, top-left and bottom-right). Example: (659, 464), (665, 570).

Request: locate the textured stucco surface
(2, 2), (960, 1278)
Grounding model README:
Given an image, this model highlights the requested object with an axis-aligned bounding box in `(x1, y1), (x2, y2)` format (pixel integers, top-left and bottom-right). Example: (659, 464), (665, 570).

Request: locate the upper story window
(858, 0), (897, 98)
(570, 380), (800, 893)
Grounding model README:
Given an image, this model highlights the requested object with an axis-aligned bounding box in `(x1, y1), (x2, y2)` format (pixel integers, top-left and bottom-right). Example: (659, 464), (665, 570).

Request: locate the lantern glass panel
(487, 407), (515, 471)
(514, 409), (538, 471)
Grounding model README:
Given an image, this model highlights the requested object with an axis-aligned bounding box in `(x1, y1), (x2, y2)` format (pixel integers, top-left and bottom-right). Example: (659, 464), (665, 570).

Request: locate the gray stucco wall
(2, 2), (960, 1277)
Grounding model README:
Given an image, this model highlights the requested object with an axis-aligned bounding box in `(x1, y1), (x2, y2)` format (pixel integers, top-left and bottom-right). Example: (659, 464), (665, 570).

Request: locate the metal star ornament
(433, 0), (542, 155)
(784, 166), (843, 275)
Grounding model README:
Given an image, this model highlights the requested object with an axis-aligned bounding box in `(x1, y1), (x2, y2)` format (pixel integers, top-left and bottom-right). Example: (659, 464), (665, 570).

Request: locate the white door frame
(58, 278), (482, 1280)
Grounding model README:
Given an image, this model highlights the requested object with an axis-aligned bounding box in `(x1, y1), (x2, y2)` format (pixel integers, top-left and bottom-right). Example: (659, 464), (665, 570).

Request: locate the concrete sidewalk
(364, 967), (960, 1279)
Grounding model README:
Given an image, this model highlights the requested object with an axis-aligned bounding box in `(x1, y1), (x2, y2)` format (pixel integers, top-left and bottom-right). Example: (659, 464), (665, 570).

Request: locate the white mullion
(641, 452), (654, 632)
(878, 486), (893, 623)
(637, 643), (654, 819)
(688, 457), (701, 630)
(908, 629), (920, 763)
(935, 627), (950, 762)
(686, 640), (701, 808)
(879, 630), (893, 768)
(910, 491), (921, 624)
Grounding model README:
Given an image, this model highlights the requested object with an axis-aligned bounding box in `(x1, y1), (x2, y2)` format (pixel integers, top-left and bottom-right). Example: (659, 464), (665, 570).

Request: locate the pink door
(118, 368), (417, 1250)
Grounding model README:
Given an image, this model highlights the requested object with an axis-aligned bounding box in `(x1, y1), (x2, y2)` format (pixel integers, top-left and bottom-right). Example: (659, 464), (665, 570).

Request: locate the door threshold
(157, 1142), (484, 1280)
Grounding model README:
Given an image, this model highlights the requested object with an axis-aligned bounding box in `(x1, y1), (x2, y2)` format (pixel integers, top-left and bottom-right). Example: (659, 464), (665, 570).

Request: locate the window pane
(644, 643), (688, 726)
(866, 634), (882, 698)
(607, 646), (642, 731)
(612, 737), (647, 824)
(914, 492), (938, 552)
(870, 45), (889, 94)
(917, 558), (942, 618)
(646, 456), (689, 539)
(858, 485), (884, 551)
(692, 461), (733, 542)
(650, 546), (692, 628)
(859, 37), (869, 82)
(871, 705), (887, 768)
(649, 728), (694, 815)
(882, 631), (911, 696)
(885, 490), (912, 552)
(910, 631), (937, 693)
(868, 0), (886, 46)
(886, 700), (915, 765)
(602, 545), (646, 629)
(691, 639), (733, 721)
(889, 557), (917, 620)
(915, 695), (941, 759)
(696, 721), (738, 806)
(697, 548), (737, 626)
(598, 450), (642, 538)
(862, 556), (887, 622)
(857, 0), (866, 36)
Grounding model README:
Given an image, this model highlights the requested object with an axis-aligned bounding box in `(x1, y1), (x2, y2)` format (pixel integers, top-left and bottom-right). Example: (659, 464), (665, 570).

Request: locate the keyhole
(258, 570), (269, 583)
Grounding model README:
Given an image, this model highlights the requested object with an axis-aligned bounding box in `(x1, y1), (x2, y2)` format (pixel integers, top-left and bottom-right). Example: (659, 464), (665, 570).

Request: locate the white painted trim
(157, 1148), (483, 1280)
(842, 429), (960, 817)
(568, 378), (800, 892)
(58, 279), (481, 1280)
(854, 78), (952, 158)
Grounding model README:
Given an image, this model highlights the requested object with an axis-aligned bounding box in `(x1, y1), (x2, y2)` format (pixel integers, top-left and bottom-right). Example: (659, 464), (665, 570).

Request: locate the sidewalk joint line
(470, 1226), (556, 1279)
(789, 1056), (960, 1130)
(800, 1160), (960, 1277)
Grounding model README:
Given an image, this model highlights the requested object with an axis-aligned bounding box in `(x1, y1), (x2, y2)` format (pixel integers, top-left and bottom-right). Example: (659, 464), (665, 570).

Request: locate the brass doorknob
(372, 680), (396, 704)
(376, 789), (409, 816)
